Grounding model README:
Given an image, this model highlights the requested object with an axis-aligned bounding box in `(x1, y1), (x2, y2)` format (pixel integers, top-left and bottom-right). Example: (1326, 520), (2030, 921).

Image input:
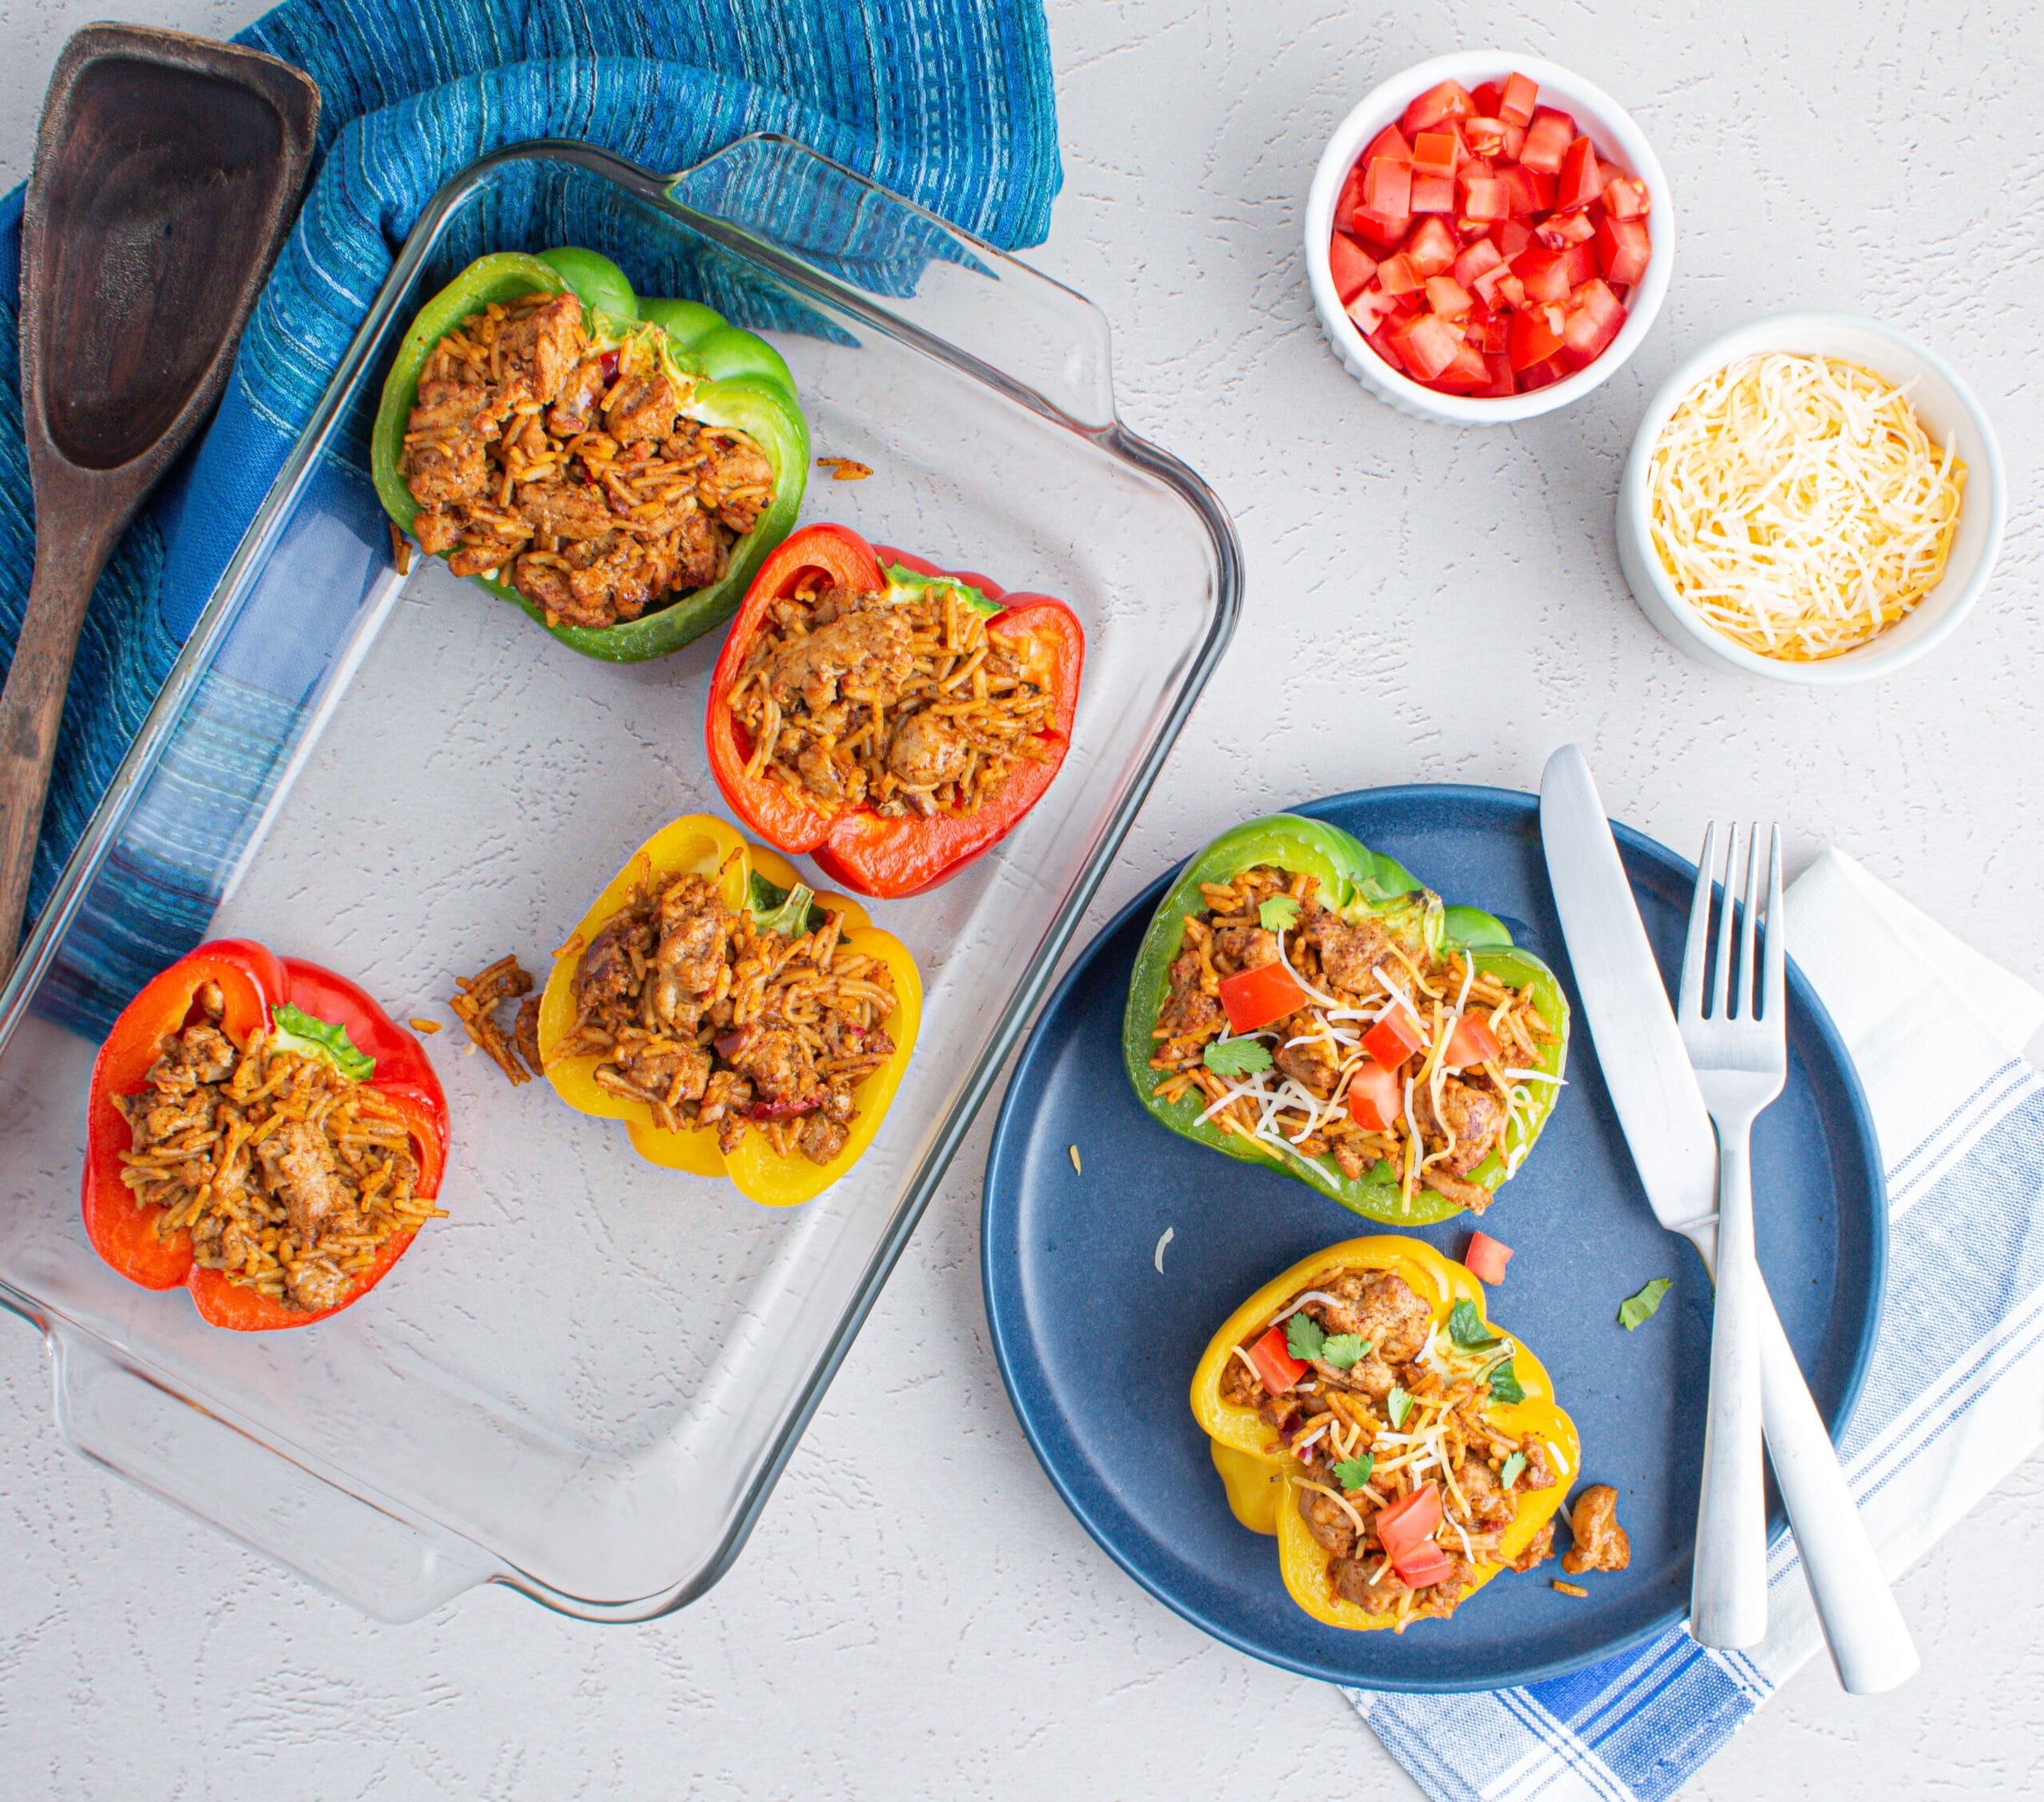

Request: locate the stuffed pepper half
(1123, 814), (1567, 1222)
(1191, 1237), (1579, 1633)
(82, 940), (449, 1330)
(535, 814), (921, 1206)
(372, 246), (807, 662)
(705, 524), (1084, 898)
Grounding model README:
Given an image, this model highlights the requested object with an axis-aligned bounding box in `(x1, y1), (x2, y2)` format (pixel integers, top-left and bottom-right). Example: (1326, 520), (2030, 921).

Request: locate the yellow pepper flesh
(1190, 1234), (1579, 1633)
(536, 813), (921, 1206)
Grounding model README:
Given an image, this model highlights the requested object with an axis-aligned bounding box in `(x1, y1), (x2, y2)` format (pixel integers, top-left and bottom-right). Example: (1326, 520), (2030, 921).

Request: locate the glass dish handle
(48, 1327), (488, 1621)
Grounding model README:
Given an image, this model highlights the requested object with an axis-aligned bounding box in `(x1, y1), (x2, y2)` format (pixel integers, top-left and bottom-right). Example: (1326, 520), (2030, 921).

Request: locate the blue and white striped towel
(1352, 847), (2044, 1801)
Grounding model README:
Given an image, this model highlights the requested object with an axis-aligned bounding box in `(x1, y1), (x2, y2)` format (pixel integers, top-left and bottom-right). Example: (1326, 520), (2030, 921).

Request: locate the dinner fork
(1682, 822), (1785, 1650)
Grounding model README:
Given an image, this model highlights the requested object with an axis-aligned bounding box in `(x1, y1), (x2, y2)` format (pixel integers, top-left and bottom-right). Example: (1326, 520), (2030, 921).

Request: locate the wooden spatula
(0, 25), (318, 967)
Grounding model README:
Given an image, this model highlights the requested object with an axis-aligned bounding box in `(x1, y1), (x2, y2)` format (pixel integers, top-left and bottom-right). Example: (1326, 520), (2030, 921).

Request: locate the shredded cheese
(1647, 352), (1966, 660)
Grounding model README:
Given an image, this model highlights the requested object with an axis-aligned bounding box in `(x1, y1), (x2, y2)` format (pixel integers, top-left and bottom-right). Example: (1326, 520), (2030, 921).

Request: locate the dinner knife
(1539, 744), (1918, 1694)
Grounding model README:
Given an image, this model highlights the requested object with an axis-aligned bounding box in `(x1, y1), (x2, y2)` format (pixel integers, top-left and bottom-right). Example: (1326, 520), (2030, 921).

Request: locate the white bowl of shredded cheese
(1618, 315), (2004, 682)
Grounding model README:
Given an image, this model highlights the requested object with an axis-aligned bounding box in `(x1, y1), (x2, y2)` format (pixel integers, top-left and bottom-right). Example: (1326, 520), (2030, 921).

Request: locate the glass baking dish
(0, 136), (1239, 1621)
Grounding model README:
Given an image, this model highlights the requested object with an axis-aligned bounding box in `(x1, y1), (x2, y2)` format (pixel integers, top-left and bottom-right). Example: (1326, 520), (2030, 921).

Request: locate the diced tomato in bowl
(1309, 53), (1671, 419)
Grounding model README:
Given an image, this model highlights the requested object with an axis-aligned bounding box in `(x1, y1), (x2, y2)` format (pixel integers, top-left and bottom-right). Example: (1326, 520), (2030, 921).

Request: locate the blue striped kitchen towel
(1351, 847), (2044, 1800)
(0, 0), (1060, 1031)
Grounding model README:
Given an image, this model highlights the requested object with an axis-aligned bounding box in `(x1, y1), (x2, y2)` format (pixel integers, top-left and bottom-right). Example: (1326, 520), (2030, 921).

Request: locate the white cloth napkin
(1349, 849), (2044, 1800)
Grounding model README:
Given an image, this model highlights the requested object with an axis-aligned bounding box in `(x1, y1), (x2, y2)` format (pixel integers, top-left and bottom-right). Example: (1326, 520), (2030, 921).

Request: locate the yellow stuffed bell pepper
(1190, 1236), (1579, 1632)
(536, 814), (921, 1206)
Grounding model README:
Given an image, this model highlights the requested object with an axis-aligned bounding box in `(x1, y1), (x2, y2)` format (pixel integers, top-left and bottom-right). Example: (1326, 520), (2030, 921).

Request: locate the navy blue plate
(982, 786), (1884, 1692)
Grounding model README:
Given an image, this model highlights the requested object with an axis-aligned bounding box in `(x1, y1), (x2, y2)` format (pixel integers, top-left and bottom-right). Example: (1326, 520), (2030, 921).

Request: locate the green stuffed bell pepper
(1122, 813), (1568, 1224)
(370, 247), (808, 663)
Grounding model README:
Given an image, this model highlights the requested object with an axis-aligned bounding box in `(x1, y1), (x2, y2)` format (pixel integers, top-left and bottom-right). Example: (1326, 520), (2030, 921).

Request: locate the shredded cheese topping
(1646, 352), (1967, 661)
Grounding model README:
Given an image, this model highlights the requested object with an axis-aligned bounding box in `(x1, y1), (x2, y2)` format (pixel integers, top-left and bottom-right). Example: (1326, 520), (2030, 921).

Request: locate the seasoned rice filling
(557, 872), (897, 1165)
(400, 290), (776, 629)
(115, 986), (442, 1313)
(726, 576), (1056, 817)
(1225, 1267), (1557, 1627)
(1150, 865), (1559, 1212)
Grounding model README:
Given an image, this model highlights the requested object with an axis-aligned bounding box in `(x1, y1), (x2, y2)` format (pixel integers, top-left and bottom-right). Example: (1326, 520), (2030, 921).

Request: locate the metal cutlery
(1539, 746), (1917, 1690)
(1681, 822), (1785, 1649)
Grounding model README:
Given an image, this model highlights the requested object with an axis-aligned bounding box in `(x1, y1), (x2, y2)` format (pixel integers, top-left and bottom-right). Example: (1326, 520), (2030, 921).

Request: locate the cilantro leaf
(1387, 1385), (1412, 1429)
(1203, 1036), (1273, 1079)
(269, 1004), (374, 1083)
(1285, 1312), (1325, 1363)
(1258, 894), (1301, 932)
(1618, 1277), (1674, 1331)
(1499, 1451), (1527, 1488)
(1448, 1298), (1501, 1350)
(1487, 1360), (1526, 1405)
(1333, 1454), (1376, 1493)
(748, 871), (822, 938)
(1320, 1333), (1371, 1370)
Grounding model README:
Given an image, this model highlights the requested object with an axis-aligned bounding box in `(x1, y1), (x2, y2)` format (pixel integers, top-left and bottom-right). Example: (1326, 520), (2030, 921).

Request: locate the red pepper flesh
(706, 524), (1085, 899)
(81, 940), (449, 1332)
(1246, 1325), (1308, 1392)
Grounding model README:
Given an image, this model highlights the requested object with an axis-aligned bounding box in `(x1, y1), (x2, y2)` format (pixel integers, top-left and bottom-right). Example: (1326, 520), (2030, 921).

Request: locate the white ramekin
(1305, 50), (1675, 425)
(1617, 314), (2006, 683)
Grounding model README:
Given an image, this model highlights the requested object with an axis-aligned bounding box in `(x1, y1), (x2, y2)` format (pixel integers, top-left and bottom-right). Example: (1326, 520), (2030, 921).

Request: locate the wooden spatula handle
(0, 522), (114, 959)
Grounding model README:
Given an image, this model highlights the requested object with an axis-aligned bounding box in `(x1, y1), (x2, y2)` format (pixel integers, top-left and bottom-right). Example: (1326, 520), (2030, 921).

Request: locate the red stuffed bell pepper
(81, 940), (449, 1331)
(705, 523), (1084, 898)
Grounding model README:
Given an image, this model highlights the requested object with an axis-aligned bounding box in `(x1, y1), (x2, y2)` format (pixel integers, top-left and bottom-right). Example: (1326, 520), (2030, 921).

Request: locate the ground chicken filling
(726, 574), (1056, 818)
(114, 986), (442, 1313)
(554, 872), (897, 1165)
(1151, 865), (1560, 1213)
(1222, 1268), (1558, 1628)
(400, 291), (777, 629)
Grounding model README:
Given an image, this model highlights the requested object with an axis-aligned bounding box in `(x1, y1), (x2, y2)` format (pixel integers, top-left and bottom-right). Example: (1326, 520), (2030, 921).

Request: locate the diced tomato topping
(1499, 72), (1539, 128)
(1424, 274), (1472, 319)
(1377, 1483), (1444, 1558)
(1411, 130), (1460, 179)
(1518, 108), (1576, 173)
(1392, 311), (1461, 382)
(1404, 216), (1457, 276)
(1400, 80), (1474, 137)
(1411, 172), (1455, 213)
(1329, 232), (1377, 305)
(1559, 279), (1627, 369)
(1459, 175), (1509, 223)
(1462, 116), (1507, 158)
(1445, 1012), (1502, 1067)
(1394, 1541), (1456, 1588)
(1478, 350), (1516, 396)
(1216, 961), (1305, 1034)
(1511, 244), (1571, 305)
(1245, 1325), (1308, 1393)
(1333, 72), (1648, 395)
(1350, 204), (1408, 255)
(1464, 1231), (1514, 1285)
(1535, 208), (1596, 249)
(1452, 236), (1504, 288)
(1377, 251), (1422, 295)
(1507, 303), (1566, 372)
(1365, 123), (1413, 165)
(1499, 164), (1547, 219)
(1361, 1006), (1428, 1068)
(1346, 284), (1401, 331)
(1365, 156), (1412, 218)
(1595, 214), (1653, 286)
(1337, 164), (1365, 224)
(1555, 135), (1602, 211)
(1345, 1059), (1403, 1131)
(1602, 174), (1650, 220)
(1492, 216), (1534, 259)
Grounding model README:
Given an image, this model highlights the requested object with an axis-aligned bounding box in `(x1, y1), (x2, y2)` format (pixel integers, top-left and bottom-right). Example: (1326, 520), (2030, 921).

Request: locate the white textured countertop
(2, 1), (2039, 1795)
